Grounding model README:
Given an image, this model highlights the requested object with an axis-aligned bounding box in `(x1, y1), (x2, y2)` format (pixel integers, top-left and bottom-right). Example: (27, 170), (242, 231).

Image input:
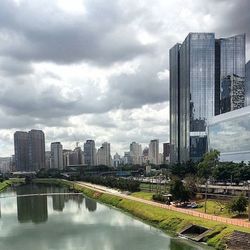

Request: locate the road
(75, 181), (250, 229)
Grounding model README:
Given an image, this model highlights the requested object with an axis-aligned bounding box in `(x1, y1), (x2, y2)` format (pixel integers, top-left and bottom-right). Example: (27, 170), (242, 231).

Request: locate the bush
(152, 194), (165, 202)
(81, 176), (140, 192)
(227, 194), (248, 214)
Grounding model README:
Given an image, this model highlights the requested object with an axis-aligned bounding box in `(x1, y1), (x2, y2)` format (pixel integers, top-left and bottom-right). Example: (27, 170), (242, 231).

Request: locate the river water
(0, 184), (209, 250)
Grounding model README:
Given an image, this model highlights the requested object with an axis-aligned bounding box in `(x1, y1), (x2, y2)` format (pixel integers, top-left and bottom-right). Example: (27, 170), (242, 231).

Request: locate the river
(0, 184), (209, 250)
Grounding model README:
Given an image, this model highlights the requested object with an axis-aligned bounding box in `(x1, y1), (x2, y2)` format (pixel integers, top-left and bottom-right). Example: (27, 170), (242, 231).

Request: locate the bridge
(0, 192), (83, 199)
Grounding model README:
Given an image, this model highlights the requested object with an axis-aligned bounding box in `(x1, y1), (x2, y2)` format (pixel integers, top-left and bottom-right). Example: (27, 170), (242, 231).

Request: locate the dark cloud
(0, 0), (249, 156)
(0, 57), (33, 76)
(0, 0), (153, 65)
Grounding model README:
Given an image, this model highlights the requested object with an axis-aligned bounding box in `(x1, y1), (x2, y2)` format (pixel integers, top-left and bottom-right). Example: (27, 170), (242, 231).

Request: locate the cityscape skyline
(0, 0), (250, 158)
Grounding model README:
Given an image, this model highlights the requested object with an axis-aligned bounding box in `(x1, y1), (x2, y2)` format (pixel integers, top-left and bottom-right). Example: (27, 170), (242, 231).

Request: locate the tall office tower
(169, 43), (181, 163)
(129, 142), (142, 165)
(181, 33), (215, 162)
(14, 129), (45, 171)
(170, 33), (214, 162)
(246, 60), (250, 106)
(163, 143), (170, 164)
(218, 34), (246, 114)
(220, 74), (245, 113)
(169, 33), (246, 163)
(149, 139), (159, 165)
(84, 140), (96, 166)
(14, 131), (29, 171)
(96, 142), (111, 166)
(28, 130), (46, 171)
(50, 142), (63, 169)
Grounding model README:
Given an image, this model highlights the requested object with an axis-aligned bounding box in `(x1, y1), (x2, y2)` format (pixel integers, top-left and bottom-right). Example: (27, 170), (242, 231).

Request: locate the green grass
(139, 182), (169, 193)
(131, 191), (153, 200)
(0, 180), (11, 192)
(0, 178), (26, 193)
(195, 199), (248, 218)
(33, 178), (250, 250)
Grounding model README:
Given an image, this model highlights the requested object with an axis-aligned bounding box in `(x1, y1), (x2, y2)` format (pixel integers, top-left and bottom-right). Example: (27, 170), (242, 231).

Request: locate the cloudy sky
(0, 0), (249, 157)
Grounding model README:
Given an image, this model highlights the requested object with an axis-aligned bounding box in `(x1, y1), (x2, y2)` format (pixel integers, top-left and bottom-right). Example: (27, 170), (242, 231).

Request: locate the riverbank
(0, 178), (26, 193)
(0, 180), (11, 192)
(32, 178), (250, 249)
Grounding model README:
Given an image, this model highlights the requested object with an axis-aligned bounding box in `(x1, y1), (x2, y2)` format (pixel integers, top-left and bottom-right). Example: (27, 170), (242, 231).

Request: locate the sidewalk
(75, 181), (250, 229)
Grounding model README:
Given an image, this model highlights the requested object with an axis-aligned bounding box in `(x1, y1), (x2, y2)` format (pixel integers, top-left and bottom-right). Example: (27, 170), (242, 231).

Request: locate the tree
(184, 175), (197, 198)
(197, 149), (220, 179)
(227, 194), (248, 215)
(170, 177), (190, 202)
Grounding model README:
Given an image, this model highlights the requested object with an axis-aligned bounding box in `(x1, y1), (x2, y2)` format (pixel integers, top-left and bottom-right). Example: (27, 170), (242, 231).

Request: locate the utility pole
(204, 180), (208, 213)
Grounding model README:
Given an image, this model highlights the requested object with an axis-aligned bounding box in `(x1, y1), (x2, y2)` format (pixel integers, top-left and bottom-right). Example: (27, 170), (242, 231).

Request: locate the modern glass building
(246, 60), (250, 106)
(170, 33), (215, 162)
(218, 34), (246, 113)
(169, 43), (181, 163)
(169, 33), (246, 163)
(208, 105), (250, 162)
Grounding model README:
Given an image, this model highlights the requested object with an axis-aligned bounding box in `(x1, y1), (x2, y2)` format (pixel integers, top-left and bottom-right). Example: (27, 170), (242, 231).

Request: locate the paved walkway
(75, 181), (250, 229)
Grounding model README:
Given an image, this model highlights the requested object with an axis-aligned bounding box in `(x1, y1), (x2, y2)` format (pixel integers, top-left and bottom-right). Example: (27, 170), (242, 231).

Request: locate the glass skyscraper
(169, 43), (181, 163)
(246, 60), (250, 106)
(169, 33), (246, 163)
(218, 34), (246, 114)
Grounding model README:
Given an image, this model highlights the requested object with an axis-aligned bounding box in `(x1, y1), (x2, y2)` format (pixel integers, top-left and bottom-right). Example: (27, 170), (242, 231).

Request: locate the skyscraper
(169, 33), (246, 163)
(28, 130), (46, 171)
(50, 142), (63, 169)
(169, 43), (181, 163)
(246, 60), (250, 106)
(14, 129), (45, 171)
(129, 142), (142, 165)
(96, 142), (111, 166)
(14, 131), (29, 171)
(84, 140), (96, 166)
(149, 139), (159, 165)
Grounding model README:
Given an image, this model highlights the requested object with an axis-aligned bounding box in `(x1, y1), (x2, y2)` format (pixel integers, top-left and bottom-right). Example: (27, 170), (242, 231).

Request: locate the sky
(0, 0), (250, 157)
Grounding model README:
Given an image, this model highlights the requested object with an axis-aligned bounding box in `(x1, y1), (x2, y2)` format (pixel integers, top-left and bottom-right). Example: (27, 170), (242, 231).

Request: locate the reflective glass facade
(208, 106), (250, 162)
(246, 61), (250, 106)
(169, 43), (181, 163)
(179, 33), (215, 162)
(219, 34), (246, 113)
(169, 33), (246, 163)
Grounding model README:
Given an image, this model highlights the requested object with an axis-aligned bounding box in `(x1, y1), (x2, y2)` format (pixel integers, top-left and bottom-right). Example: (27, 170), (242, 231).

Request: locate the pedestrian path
(75, 181), (250, 229)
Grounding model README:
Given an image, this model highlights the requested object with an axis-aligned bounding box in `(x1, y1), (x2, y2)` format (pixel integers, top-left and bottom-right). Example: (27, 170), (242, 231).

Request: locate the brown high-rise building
(14, 129), (45, 171)
(14, 131), (29, 171)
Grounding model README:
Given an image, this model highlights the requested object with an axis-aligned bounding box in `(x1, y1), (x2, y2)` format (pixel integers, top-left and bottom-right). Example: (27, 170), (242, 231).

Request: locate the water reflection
(0, 184), (207, 250)
(15, 184), (89, 223)
(85, 197), (97, 212)
(17, 185), (48, 223)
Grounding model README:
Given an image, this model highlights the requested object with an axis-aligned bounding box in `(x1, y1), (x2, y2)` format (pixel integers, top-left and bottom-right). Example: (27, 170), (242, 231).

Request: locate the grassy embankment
(0, 180), (11, 192)
(33, 178), (250, 250)
(0, 178), (25, 193)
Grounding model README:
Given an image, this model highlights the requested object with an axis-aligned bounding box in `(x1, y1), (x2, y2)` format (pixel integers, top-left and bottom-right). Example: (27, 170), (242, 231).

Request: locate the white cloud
(0, 0), (249, 156)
